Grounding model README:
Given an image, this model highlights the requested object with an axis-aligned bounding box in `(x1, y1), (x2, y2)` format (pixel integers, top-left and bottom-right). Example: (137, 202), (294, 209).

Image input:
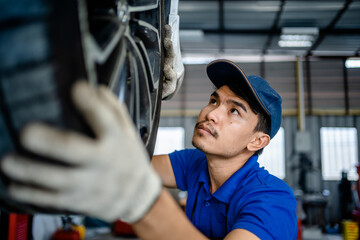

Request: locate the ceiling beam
(218, 0), (225, 52)
(218, 0), (224, 33)
(305, 57), (313, 115)
(201, 28), (360, 35)
(262, 0), (286, 54)
(356, 47), (360, 56)
(306, 0), (353, 56)
(342, 58), (350, 115)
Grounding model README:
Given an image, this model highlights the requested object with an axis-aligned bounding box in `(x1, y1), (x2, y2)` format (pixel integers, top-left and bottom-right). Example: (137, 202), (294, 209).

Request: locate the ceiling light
(345, 58), (360, 68)
(181, 54), (297, 65)
(279, 27), (318, 48)
(278, 40), (312, 47)
(179, 30), (204, 42)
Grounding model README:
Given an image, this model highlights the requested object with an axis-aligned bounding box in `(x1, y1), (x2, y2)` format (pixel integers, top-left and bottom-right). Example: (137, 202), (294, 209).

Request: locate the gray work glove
(1, 81), (162, 223)
(163, 24), (177, 99)
(162, 0), (185, 100)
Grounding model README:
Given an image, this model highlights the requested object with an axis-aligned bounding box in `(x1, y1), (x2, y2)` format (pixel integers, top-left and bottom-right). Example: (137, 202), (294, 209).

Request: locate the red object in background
(356, 165), (360, 202)
(51, 229), (80, 240)
(8, 214), (29, 240)
(296, 219), (302, 240)
(353, 165), (360, 234)
(112, 220), (136, 236)
(353, 209), (360, 222)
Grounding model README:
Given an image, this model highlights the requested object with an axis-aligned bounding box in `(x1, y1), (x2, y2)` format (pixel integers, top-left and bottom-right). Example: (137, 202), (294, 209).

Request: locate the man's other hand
(162, 24), (177, 99)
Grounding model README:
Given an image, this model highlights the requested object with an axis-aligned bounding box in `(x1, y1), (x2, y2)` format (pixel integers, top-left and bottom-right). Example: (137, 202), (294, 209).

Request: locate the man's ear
(247, 133), (270, 152)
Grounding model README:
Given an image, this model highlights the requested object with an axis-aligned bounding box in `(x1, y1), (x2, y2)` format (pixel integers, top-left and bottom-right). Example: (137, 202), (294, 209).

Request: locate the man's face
(192, 85), (259, 158)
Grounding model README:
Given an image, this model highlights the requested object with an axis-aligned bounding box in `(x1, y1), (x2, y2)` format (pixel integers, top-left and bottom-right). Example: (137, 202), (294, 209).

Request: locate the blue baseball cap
(206, 59), (282, 139)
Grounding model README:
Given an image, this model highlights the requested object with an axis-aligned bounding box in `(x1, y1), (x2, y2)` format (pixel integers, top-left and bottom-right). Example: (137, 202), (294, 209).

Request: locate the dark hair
(226, 83), (271, 155)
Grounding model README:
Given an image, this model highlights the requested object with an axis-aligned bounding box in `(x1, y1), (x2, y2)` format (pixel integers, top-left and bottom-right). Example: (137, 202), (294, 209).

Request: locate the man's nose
(206, 105), (224, 123)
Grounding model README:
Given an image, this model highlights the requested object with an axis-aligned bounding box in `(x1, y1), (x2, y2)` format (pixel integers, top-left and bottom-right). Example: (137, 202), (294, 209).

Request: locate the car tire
(0, 0), (167, 212)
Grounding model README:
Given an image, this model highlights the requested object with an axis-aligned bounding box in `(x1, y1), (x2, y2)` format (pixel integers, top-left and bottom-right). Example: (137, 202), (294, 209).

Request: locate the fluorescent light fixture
(345, 58), (360, 68)
(182, 55), (265, 65)
(279, 27), (318, 48)
(282, 27), (319, 35)
(179, 30), (204, 42)
(280, 35), (315, 41)
(278, 40), (312, 47)
(182, 54), (297, 65)
(182, 56), (216, 65)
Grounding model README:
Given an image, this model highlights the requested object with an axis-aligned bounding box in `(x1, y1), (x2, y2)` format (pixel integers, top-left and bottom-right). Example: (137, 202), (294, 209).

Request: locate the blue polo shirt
(169, 149), (298, 240)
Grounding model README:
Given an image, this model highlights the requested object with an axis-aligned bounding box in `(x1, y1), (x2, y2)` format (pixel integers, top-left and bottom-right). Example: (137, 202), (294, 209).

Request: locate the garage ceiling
(161, 0), (360, 116)
(178, 0), (360, 57)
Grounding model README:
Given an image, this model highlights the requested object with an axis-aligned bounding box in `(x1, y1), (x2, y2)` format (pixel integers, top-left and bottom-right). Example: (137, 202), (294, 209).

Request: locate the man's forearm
(151, 155), (177, 188)
(132, 188), (208, 240)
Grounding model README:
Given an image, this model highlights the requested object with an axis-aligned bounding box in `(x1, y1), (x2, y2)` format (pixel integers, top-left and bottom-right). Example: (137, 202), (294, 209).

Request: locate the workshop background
(1, 0), (360, 239)
(155, 0), (360, 239)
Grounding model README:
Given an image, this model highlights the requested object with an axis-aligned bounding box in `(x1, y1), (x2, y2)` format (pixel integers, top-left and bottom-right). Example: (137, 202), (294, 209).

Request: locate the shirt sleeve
(230, 186), (298, 240)
(169, 149), (205, 191)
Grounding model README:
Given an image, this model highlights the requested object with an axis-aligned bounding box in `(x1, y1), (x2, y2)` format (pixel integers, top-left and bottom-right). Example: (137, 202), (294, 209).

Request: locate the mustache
(195, 120), (219, 138)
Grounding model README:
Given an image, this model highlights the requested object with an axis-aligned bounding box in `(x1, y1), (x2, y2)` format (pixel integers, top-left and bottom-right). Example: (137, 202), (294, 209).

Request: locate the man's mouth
(195, 121), (218, 138)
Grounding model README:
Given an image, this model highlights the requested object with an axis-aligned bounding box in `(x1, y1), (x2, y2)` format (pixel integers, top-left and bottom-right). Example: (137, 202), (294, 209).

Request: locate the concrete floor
(85, 227), (346, 240)
(302, 227), (343, 240)
(320, 235), (343, 240)
(303, 235), (342, 240)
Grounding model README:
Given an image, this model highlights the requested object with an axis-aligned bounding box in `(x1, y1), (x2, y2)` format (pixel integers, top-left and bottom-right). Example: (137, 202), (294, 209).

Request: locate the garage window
(154, 127), (286, 179)
(258, 127), (285, 179)
(320, 127), (358, 181)
(154, 127), (185, 155)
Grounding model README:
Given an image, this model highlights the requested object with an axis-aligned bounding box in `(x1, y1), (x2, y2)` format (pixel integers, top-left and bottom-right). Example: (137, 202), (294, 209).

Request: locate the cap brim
(207, 59), (248, 89)
(206, 59), (269, 116)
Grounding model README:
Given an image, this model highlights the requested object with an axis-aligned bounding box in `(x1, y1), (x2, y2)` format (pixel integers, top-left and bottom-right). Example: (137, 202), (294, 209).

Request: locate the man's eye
(210, 99), (217, 105)
(231, 108), (239, 115)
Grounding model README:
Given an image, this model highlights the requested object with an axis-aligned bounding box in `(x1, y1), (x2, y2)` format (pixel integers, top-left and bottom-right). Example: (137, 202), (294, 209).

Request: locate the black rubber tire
(0, 0), (166, 212)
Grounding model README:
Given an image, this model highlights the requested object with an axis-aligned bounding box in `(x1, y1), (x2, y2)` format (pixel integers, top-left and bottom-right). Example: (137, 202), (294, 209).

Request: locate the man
(152, 59), (298, 239)
(1, 60), (297, 239)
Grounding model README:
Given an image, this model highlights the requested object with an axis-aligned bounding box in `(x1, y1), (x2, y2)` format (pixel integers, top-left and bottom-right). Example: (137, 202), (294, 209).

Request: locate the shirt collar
(198, 154), (259, 204)
(198, 159), (211, 194)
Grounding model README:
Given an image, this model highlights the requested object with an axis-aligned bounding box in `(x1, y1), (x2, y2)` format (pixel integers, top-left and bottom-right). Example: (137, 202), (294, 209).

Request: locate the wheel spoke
(127, 34), (152, 145)
(132, 19), (161, 89)
(128, 0), (159, 12)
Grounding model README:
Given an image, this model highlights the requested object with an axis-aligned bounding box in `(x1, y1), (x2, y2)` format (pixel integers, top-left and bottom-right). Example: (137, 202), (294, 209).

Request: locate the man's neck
(205, 152), (254, 194)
